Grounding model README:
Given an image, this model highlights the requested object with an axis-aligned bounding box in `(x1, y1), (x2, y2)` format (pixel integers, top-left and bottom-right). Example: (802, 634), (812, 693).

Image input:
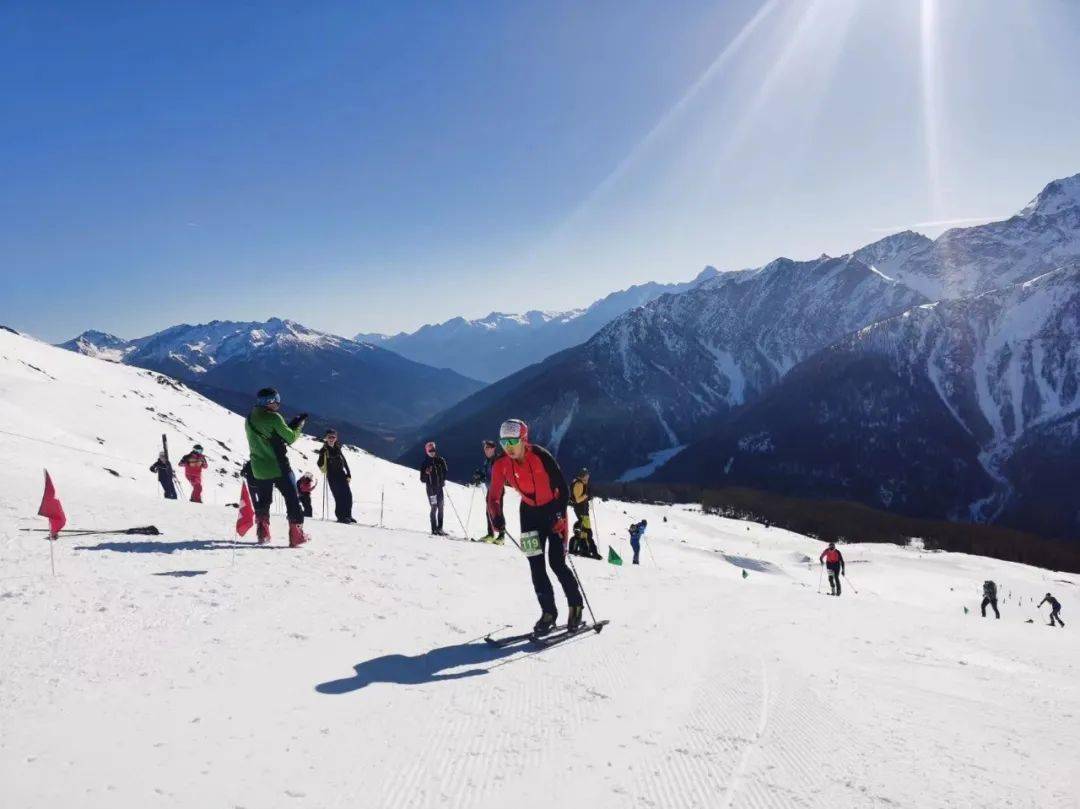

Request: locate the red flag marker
(236, 481), (255, 537)
(38, 469), (67, 540)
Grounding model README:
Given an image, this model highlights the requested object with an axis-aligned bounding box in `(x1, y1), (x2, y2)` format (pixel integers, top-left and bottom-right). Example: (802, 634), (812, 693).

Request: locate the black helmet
(578, 467), (589, 477)
(256, 387), (280, 406)
(193, 444), (204, 452)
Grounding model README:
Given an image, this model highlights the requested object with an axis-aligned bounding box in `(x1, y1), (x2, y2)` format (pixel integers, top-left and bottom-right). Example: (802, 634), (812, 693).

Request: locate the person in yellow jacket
(569, 468), (601, 559)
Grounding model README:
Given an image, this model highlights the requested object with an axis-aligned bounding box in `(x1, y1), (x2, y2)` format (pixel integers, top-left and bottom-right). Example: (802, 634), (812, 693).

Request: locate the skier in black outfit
(317, 429), (355, 523)
(1039, 593), (1065, 627)
(981, 580), (1000, 618)
(420, 441), (448, 536)
(819, 543), (845, 596)
(150, 452), (177, 499)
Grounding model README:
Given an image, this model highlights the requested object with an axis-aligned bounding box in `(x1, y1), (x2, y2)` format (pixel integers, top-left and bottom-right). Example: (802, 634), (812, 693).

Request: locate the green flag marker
(742, 569), (748, 579)
(963, 606), (969, 614)
(608, 546), (623, 566)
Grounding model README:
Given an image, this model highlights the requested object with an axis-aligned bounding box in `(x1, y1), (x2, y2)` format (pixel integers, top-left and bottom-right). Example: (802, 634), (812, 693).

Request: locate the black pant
(1050, 608), (1065, 627)
(827, 564), (842, 595)
(159, 476), (177, 500)
(981, 597), (1000, 618)
(428, 490), (444, 533)
(523, 503), (582, 615)
(253, 474), (304, 524)
(299, 492), (313, 518)
(486, 488), (503, 535)
(328, 474), (353, 522)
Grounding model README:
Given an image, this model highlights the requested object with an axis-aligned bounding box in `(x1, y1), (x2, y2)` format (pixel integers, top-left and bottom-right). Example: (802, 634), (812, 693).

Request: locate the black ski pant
(981, 597), (1000, 618)
(299, 492), (313, 518)
(428, 490), (444, 533)
(328, 473), (353, 522)
(159, 475), (177, 500)
(1050, 608), (1064, 627)
(253, 474), (304, 524)
(827, 564), (842, 595)
(522, 503), (582, 616)
(486, 488), (503, 535)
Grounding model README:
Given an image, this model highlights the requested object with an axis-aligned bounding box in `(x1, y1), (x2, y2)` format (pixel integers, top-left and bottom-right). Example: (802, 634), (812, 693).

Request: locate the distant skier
(487, 418), (584, 634)
(420, 441), (448, 536)
(177, 444), (208, 503)
(820, 542), (845, 596)
(297, 472), (317, 518)
(478, 439), (505, 544)
(150, 451), (177, 500)
(628, 519), (647, 565)
(317, 429), (355, 523)
(244, 387), (310, 547)
(569, 468), (601, 559)
(1039, 593), (1065, 627)
(981, 580), (1000, 619)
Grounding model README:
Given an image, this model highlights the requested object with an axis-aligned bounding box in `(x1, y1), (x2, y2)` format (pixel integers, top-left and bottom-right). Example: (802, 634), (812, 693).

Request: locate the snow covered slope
(2, 329), (1078, 808)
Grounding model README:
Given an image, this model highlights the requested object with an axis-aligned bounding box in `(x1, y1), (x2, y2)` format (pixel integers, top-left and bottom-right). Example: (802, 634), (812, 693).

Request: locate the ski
(485, 624), (567, 647)
(530, 619), (610, 647)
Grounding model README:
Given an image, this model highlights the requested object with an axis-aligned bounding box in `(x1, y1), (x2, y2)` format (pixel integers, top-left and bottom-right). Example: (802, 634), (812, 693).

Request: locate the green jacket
(245, 407), (302, 480)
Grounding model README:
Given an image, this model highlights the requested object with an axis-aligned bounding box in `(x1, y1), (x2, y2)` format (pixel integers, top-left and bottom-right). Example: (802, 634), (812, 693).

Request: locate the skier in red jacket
(820, 542), (846, 596)
(177, 444), (209, 503)
(487, 418), (584, 635)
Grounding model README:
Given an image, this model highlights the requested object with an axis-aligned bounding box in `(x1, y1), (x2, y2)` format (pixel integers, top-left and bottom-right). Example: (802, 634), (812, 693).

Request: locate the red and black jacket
(487, 444), (568, 528)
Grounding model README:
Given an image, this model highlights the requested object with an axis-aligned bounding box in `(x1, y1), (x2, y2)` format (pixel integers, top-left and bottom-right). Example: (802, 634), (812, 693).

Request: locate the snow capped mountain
(60, 318), (483, 432)
(403, 255), (926, 481)
(873, 173), (1080, 300)
(56, 329), (132, 362)
(662, 265), (1080, 538)
(359, 267), (719, 382)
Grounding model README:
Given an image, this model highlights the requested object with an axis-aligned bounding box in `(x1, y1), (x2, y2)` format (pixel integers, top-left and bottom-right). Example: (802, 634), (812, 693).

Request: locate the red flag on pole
(38, 469), (67, 539)
(236, 481), (255, 537)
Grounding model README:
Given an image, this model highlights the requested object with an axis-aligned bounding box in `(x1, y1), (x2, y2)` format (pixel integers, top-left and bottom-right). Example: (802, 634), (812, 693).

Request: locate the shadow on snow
(315, 639), (527, 694)
(74, 539), (286, 554)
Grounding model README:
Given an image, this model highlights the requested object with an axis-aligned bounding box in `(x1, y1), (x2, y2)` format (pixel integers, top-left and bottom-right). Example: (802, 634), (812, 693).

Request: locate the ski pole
(466, 486), (476, 537)
(501, 530), (524, 552)
(322, 477), (328, 521)
(844, 573), (859, 595)
(445, 489), (470, 540)
(566, 552), (599, 627)
(644, 534), (658, 568)
(817, 564), (824, 594)
(379, 486), (385, 528)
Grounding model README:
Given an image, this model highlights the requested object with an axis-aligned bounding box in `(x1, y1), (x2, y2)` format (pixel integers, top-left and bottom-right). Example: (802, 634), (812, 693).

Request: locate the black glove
(289, 413), (309, 429)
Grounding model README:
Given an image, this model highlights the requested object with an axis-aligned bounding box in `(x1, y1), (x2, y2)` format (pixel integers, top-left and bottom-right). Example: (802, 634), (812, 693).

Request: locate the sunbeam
(920, 0), (945, 217)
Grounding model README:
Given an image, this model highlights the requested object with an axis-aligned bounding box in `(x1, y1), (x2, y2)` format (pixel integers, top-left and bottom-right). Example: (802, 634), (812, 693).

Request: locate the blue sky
(3, 0), (1079, 343)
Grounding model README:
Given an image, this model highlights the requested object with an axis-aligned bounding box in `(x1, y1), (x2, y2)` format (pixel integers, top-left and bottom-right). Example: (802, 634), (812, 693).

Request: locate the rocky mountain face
(400, 255), (927, 481)
(60, 318), (483, 432)
(661, 265), (1080, 538)
(360, 267), (720, 382)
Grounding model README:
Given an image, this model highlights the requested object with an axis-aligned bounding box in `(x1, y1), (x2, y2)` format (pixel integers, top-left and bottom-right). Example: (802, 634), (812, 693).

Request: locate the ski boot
(533, 612), (557, 636)
(567, 605), (584, 632)
(288, 522), (310, 548)
(256, 514), (271, 545)
(479, 533), (495, 543)
(493, 532), (505, 546)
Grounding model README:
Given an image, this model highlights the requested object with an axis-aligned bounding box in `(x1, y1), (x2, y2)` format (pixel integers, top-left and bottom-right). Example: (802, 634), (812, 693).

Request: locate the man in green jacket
(245, 387), (310, 547)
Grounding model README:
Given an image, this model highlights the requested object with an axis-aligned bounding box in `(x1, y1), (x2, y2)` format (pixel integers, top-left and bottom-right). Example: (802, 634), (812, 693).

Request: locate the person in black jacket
(317, 429), (355, 523)
(150, 451), (177, 499)
(420, 440), (448, 536)
(1039, 593), (1065, 627)
(981, 580), (1000, 619)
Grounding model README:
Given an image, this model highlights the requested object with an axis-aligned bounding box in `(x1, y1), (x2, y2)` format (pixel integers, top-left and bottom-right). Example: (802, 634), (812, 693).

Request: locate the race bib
(520, 531), (543, 558)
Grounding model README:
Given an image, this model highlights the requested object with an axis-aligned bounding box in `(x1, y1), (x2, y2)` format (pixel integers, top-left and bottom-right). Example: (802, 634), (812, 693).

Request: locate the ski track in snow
(2, 329), (1080, 808)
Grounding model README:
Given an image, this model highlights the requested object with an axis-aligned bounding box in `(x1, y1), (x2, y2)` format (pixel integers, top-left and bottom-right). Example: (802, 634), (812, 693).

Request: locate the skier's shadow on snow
(315, 639), (524, 694)
(74, 539), (285, 554)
